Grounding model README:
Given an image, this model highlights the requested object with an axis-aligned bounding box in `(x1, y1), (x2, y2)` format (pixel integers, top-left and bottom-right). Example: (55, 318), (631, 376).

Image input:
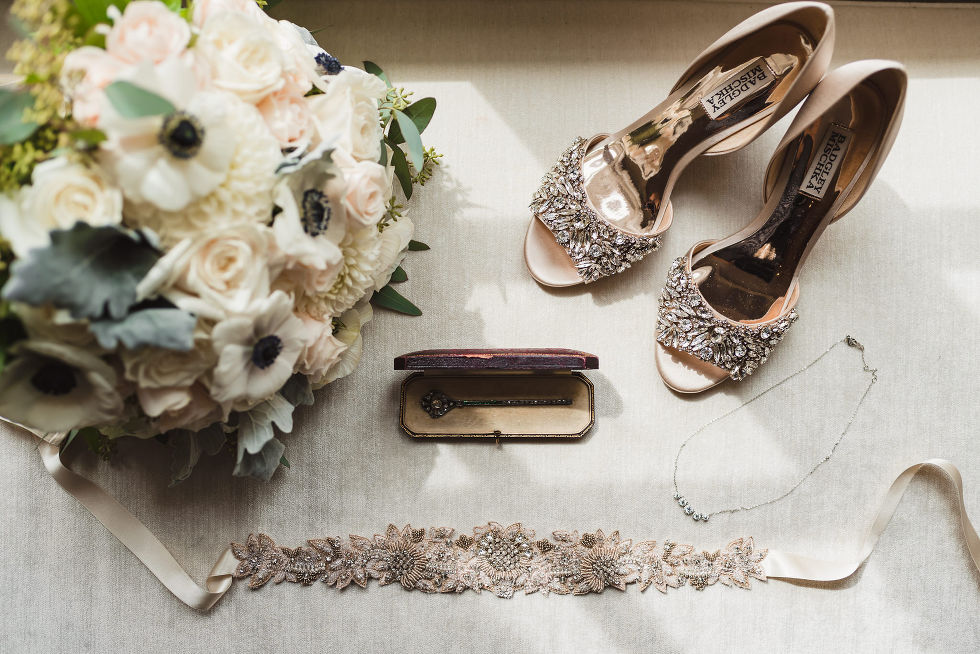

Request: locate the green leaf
(371, 284), (422, 316)
(74, 0), (130, 30)
(388, 266), (408, 283)
(378, 139), (388, 166)
(389, 144), (413, 199)
(89, 306), (196, 351)
(167, 425), (226, 485)
(278, 374), (314, 408)
(407, 239), (430, 251)
(279, 455), (290, 469)
(2, 223), (161, 320)
(363, 60), (391, 88)
(70, 128), (107, 147)
(394, 109), (425, 170)
(105, 81), (175, 118)
(387, 97), (437, 143)
(0, 89), (38, 145)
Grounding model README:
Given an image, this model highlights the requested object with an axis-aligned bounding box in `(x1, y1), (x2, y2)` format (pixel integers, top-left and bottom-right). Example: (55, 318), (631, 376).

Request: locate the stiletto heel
(525, 2), (835, 287)
(655, 60), (907, 392)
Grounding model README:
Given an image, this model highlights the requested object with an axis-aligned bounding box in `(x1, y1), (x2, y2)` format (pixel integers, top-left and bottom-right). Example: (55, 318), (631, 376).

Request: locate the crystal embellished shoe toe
(525, 2), (835, 287)
(656, 61), (907, 392)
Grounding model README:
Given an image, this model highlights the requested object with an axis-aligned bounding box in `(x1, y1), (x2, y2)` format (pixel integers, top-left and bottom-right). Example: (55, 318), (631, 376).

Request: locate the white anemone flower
(0, 341), (123, 432)
(98, 58), (236, 213)
(210, 291), (305, 408)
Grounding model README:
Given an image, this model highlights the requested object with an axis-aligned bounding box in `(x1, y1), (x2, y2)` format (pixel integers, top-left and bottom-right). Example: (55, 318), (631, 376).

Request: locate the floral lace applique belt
(230, 524), (765, 597)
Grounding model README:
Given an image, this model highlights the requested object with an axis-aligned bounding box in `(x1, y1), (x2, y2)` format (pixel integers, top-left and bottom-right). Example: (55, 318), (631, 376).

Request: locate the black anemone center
(251, 335), (283, 370)
(301, 189), (331, 236)
(159, 112), (205, 159)
(30, 362), (77, 396)
(315, 52), (343, 75)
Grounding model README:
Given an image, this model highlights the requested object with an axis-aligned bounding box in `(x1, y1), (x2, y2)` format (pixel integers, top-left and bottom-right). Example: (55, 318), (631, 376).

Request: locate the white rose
(138, 224), (280, 321)
(0, 158), (122, 258)
(333, 148), (392, 228)
(293, 312), (346, 385)
(308, 67), (386, 161)
(197, 11), (285, 103)
(105, 1), (191, 65)
(313, 300), (373, 389)
(192, 0), (271, 26)
(371, 216), (414, 291)
(122, 335), (216, 389)
(141, 382), (224, 433)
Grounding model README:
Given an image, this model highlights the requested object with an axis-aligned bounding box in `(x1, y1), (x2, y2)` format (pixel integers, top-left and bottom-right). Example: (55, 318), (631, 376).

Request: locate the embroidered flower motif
(636, 539), (691, 593)
(366, 525), (430, 589)
(231, 533), (287, 589)
(325, 537), (370, 590)
(574, 531), (640, 594)
(230, 527), (767, 597)
(472, 522), (535, 597)
(714, 537), (767, 589)
(281, 546), (326, 585)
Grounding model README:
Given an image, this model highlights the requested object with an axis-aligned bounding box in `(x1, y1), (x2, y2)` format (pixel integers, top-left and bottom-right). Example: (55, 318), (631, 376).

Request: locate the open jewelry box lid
(394, 348), (599, 371)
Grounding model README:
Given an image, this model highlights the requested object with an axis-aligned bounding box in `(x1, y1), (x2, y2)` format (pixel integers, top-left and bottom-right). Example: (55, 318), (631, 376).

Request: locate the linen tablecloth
(2, 1), (978, 651)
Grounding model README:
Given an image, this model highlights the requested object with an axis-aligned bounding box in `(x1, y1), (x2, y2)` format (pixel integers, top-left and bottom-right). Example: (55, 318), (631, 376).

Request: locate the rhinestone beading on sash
(530, 138), (661, 283)
(231, 524), (767, 597)
(657, 255), (799, 380)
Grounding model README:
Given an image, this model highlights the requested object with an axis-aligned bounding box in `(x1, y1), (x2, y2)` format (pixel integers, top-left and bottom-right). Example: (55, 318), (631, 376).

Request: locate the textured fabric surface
(2, 1), (979, 651)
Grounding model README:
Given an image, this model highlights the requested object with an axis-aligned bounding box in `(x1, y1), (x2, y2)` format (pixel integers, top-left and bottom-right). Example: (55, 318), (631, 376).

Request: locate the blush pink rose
(105, 1), (191, 65)
(257, 88), (314, 149)
(61, 47), (124, 126)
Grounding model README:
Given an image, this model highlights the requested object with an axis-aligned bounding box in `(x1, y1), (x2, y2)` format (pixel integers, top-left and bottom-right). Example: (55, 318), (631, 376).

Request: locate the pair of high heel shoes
(524, 2), (906, 393)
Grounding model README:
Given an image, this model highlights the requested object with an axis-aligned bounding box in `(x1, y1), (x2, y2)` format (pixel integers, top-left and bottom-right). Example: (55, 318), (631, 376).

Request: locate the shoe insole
(693, 84), (885, 321)
(580, 22), (815, 237)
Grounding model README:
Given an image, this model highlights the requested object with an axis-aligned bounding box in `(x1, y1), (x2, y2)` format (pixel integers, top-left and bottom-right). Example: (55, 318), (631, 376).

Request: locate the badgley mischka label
(699, 58), (775, 120)
(799, 126), (854, 200)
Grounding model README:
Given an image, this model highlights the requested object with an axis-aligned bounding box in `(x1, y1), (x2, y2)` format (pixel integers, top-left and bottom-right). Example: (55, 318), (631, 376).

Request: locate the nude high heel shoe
(655, 60), (907, 392)
(525, 2), (835, 287)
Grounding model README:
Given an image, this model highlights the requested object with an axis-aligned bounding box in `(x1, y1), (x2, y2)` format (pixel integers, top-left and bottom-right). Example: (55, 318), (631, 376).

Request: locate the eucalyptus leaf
(407, 239), (430, 251)
(389, 266), (408, 283)
(363, 60), (391, 88)
(371, 284), (422, 316)
(89, 307), (196, 351)
(394, 109), (425, 170)
(389, 144), (413, 199)
(233, 437), (286, 481)
(0, 88), (38, 145)
(2, 223), (160, 320)
(105, 81), (175, 118)
(387, 98), (437, 143)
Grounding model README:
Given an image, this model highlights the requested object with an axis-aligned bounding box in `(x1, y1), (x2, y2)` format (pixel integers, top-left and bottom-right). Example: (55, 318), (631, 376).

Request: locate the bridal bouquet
(0, 0), (440, 481)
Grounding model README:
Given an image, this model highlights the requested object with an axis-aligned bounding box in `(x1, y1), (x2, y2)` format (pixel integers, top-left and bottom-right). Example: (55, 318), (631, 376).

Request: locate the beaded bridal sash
(23, 436), (980, 610)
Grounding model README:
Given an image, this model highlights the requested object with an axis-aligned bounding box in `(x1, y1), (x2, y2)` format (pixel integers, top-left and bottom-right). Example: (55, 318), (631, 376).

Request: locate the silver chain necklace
(672, 336), (878, 522)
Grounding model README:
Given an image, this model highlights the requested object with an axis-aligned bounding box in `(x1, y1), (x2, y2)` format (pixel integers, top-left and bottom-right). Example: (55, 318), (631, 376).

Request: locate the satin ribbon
(37, 440), (236, 611)
(18, 426), (980, 608)
(764, 459), (980, 581)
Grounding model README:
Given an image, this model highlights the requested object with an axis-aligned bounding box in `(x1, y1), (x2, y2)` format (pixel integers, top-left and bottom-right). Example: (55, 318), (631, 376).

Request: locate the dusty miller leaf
(2, 223), (160, 320)
(90, 307), (196, 351)
(236, 394), (295, 457)
(233, 438), (286, 481)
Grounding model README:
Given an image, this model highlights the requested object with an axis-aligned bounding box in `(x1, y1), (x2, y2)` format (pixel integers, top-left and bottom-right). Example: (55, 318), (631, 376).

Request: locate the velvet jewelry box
(394, 349), (598, 439)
